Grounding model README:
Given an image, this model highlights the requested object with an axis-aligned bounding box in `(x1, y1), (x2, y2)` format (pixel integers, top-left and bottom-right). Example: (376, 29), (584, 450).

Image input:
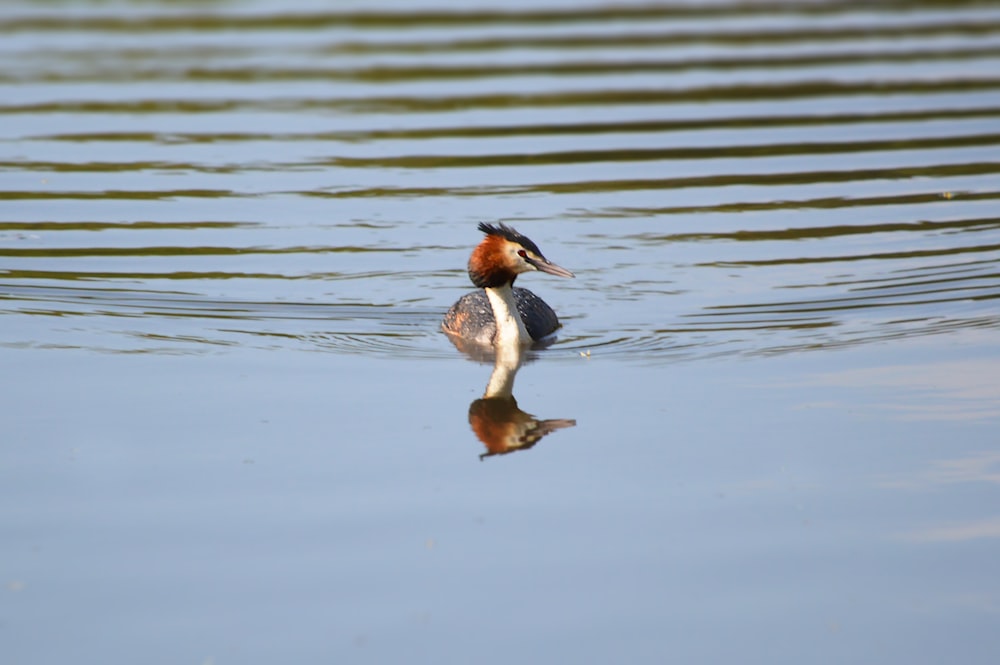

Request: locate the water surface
(2, 1), (1000, 663)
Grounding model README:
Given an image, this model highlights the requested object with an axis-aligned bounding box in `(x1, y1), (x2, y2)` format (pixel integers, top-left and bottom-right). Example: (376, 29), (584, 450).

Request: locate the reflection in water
(465, 344), (575, 459)
(896, 517), (1000, 544)
(813, 358), (1000, 423)
(879, 451), (1000, 491)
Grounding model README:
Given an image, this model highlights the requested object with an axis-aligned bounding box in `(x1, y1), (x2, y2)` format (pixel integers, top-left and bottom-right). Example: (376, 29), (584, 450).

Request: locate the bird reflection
(462, 344), (576, 459)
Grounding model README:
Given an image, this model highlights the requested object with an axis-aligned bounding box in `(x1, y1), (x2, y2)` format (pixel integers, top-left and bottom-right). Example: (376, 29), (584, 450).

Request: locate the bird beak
(531, 257), (575, 279)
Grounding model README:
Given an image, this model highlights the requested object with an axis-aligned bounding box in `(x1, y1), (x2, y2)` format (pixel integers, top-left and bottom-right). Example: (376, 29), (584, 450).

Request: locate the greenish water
(2, 1), (1000, 663)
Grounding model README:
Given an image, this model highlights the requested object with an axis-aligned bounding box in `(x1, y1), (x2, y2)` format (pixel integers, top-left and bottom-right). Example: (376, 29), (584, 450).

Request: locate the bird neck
(485, 282), (530, 346)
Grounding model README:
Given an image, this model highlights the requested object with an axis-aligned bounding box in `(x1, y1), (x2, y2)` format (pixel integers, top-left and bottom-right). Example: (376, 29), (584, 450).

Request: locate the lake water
(3, 1), (1000, 663)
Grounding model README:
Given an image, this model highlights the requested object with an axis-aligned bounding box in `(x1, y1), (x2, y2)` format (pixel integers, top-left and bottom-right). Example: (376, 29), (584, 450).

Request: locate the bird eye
(517, 249), (527, 258)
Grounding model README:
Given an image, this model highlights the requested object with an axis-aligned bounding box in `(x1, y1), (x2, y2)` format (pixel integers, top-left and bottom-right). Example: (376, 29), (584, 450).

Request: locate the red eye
(517, 249), (527, 258)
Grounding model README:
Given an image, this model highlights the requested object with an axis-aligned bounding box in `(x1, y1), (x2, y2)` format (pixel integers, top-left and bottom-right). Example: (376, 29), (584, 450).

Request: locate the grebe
(442, 222), (574, 346)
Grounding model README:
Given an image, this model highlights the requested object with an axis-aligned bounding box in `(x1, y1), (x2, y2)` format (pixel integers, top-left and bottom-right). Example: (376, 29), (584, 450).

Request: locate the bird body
(442, 223), (573, 347)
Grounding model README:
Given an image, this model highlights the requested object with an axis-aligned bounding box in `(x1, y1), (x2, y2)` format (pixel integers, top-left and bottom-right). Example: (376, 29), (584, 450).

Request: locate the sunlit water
(3, 2), (1000, 663)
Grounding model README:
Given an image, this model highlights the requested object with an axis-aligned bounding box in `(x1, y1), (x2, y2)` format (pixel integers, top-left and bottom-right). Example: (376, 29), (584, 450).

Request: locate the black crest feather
(477, 222), (542, 256)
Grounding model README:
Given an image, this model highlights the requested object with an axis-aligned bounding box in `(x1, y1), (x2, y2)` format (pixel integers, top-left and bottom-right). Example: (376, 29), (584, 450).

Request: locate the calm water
(3, 1), (1000, 663)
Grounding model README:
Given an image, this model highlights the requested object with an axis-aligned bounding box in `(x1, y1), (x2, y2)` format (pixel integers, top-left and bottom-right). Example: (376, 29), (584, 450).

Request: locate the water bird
(442, 222), (574, 346)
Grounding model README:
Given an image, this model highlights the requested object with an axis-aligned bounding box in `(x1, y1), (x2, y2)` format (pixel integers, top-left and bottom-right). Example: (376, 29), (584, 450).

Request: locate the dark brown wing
(442, 291), (496, 345)
(513, 287), (560, 340)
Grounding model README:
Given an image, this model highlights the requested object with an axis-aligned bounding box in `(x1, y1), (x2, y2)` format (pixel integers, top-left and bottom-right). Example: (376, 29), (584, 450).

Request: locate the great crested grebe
(442, 222), (574, 346)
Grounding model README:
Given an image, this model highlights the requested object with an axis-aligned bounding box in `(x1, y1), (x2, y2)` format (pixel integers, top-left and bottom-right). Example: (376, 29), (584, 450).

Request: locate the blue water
(3, 1), (1000, 663)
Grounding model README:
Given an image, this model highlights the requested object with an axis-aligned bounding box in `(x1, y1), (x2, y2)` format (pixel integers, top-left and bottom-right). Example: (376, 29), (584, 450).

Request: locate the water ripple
(2, 0), (999, 361)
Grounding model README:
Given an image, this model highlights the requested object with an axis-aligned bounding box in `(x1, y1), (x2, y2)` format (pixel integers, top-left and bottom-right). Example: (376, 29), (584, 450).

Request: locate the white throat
(485, 283), (530, 346)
